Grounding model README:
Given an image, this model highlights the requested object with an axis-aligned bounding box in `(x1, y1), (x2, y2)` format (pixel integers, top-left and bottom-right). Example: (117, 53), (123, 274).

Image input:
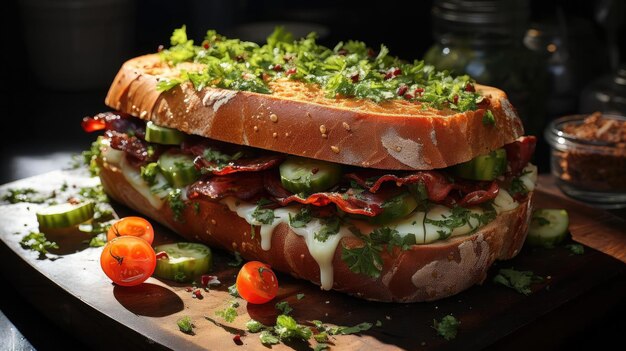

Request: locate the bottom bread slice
(98, 161), (533, 302)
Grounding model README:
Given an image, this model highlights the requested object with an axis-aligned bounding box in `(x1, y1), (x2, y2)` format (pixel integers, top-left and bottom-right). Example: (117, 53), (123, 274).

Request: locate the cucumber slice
(452, 149), (507, 181)
(279, 156), (342, 194)
(157, 151), (200, 188)
(371, 192), (418, 224)
(526, 209), (569, 248)
(36, 202), (95, 228)
(145, 121), (186, 145)
(153, 242), (212, 283)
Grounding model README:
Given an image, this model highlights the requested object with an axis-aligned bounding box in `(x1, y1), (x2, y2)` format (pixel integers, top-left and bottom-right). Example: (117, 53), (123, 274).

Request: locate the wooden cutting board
(1, 169), (625, 351)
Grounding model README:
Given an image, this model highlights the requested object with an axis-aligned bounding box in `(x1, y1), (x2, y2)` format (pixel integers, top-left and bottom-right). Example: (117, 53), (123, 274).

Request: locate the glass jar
(424, 0), (547, 136)
(579, 65), (626, 116)
(544, 113), (626, 209)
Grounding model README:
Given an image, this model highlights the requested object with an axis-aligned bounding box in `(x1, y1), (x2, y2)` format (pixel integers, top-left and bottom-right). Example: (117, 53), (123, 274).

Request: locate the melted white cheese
(119, 156), (168, 209)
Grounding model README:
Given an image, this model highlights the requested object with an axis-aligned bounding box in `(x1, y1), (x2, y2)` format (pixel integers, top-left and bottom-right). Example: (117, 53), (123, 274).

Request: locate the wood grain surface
(0, 169), (625, 351)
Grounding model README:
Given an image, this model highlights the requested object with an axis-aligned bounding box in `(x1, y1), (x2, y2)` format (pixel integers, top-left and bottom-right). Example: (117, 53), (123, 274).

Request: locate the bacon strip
(194, 155), (284, 176)
(106, 130), (153, 162)
(187, 172), (267, 201)
(504, 136), (537, 175)
(83, 112), (145, 138)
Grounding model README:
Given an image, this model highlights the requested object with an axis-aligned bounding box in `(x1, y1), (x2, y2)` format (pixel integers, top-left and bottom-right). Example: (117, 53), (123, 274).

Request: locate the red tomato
(236, 261), (279, 304)
(100, 236), (156, 286)
(107, 216), (154, 244)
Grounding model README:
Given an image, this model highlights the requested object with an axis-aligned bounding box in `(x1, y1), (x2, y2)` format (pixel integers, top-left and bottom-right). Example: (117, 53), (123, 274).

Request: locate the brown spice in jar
(557, 112), (626, 191)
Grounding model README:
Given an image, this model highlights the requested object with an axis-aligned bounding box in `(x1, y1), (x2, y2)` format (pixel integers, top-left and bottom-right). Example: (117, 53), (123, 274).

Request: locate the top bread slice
(105, 54), (524, 170)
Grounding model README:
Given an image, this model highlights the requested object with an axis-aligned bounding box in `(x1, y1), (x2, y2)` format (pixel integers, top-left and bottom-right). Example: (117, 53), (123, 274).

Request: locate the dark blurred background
(0, 0), (625, 349)
(1, 0), (625, 182)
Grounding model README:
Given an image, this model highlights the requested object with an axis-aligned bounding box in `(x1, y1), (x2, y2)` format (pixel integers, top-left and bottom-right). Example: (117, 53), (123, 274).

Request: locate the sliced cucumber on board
(153, 242), (212, 283)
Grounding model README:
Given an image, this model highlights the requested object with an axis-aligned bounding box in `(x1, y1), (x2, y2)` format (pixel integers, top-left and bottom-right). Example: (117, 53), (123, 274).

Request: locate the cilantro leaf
(167, 189), (186, 222)
(289, 207), (312, 228)
(246, 319), (267, 333)
(259, 330), (280, 345)
(215, 301), (239, 323)
(177, 316), (194, 334)
(482, 110), (496, 126)
(252, 199), (276, 225)
(433, 315), (460, 340)
(274, 315), (313, 341)
(566, 243), (585, 255)
(275, 301), (293, 315)
(20, 232), (58, 256)
(493, 268), (543, 295)
(341, 238), (383, 279)
(314, 217), (340, 242)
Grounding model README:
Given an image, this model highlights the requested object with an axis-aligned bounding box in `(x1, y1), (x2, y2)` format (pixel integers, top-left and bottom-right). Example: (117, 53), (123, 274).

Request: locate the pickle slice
(36, 202), (95, 228)
(145, 121), (186, 145)
(157, 150), (200, 188)
(370, 192), (418, 224)
(153, 242), (212, 283)
(279, 156), (342, 194)
(452, 149), (507, 181)
(526, 209), (569, 248)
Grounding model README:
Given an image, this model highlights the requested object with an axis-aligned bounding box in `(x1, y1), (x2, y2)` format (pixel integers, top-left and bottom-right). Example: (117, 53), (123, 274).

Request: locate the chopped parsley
(289, 206), (313, 228)
(482, 110), (496, 126)
(177, 316), (194, 334)
(296, 293), (305, 300)
(80, 137), (103, 176)
(160, 26), (481, 111)
(433, 315), (460, 340)
(20, 232), (58, 256)
(493, 268), (543, 295)
(425, 206), (496, 240)
(259, 330), (280, 345)
(246, 319), (267, 333)
(252, 198), (276, 225)
(341, 226), (416, 279)
(275, 301), (293, 315)
(510, 177), (529, 197)
(140, 162), (159, 185)
(215, 301), (239, 323)
(314, 217), (341, 242)
(227, 283), (241, 298)
(167, 189), (186, 222)
(566, 243), (585, 255)
(2, 188), (50, 204)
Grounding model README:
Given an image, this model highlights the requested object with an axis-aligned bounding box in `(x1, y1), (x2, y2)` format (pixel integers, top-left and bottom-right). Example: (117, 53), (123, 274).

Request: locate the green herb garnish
(482, 110), (496, 126)
(289, 206), (312, 228)
(20, 232), (58, 256)
(493, 268), (543, 295)
(215, 301), (239, 323)
(140, 162), (159, 185)
(167, 188), (186, 222)
(314, 216), (340, 242)
(252, 198), (276, 225)
(433, 315), (460, 340)
(566, 243), (585, 255)
(2, 188), (49, 204)
(160, 26), (481, 111)
(177, 316), (194, 334)
(275, 301), (293, 315)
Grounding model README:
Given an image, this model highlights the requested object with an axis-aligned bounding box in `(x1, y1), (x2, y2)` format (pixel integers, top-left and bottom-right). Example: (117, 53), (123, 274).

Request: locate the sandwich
(82, 26), (537, 302)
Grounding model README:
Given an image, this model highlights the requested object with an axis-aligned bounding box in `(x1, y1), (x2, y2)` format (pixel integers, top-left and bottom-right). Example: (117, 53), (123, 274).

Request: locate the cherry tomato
(100, 236), (156, 286)
(236, 261), (279, 304)
(107, 216), (154, 244)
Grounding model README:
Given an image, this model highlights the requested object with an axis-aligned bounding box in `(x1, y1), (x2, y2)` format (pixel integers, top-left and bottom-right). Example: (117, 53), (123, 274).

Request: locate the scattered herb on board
(160, 26), (481, 112)
(296, 293), (305, 300)
(275, 301), (293, 315)
(566, 243), (585, 255)
(20, 232), (58, 256)
(177, 316), (195, 335)
(2, 188), (50, 204)
(493, 268), (544, 295)
(228, 283), (241, 298)
(79, 136), (104, 176)
(216, 301), (240, 323)
(433, 315), (460, 340)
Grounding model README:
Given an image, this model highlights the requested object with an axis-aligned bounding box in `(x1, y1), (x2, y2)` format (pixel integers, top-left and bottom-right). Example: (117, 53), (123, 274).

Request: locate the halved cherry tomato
(107, 216), (154, 244)
(236, 261), (279, 304)
(100, 236), (156, 286)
